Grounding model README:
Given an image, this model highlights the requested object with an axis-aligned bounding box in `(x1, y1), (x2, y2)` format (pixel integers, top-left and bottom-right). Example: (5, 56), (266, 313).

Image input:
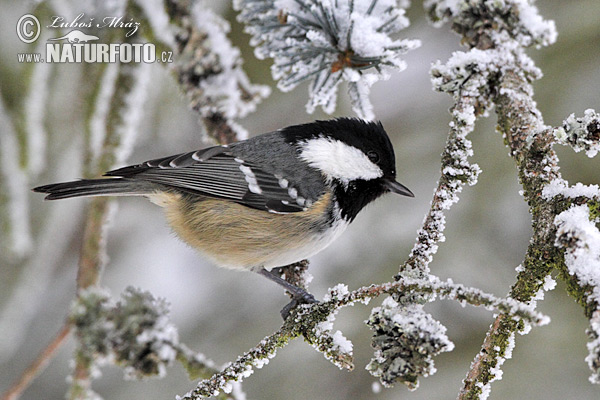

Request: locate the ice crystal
(234, 0), (420, 119)
(311, 307), (354, 369)
(169, 0), (270, 140)
(402, 98), (480, 278)
(554, 204), (600, 384)
(542, 178), (600, 201)
(191, 5), (271, 123)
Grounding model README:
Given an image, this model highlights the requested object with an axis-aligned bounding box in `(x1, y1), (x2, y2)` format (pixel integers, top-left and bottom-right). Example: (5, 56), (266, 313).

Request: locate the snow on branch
(554, 205), (600, 382)
(0, 98), (33, 258)
(420, 1), (587, 398)
(366, 92), (483, 390)
(134, 0), (270, 143)
(70, 287), (179, 381)
(367, 299), (454, 390)
(234, 0), (420, 119)
(70, 286), (237, 399)
(554, 205), (600, 305)
(179, 277), (548, 399)
(554, 109), (600, 158)
(425, 0), (556, 49)
(399, 95), (481, 282)
(588, 312), (600, 384)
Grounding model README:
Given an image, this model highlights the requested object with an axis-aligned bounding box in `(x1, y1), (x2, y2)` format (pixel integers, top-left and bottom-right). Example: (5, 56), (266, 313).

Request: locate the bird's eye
(367, 150), (380, 164)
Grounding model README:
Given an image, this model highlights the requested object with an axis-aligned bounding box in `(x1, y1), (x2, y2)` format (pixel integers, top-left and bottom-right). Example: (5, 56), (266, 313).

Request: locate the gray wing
(105, 146), (312, 213)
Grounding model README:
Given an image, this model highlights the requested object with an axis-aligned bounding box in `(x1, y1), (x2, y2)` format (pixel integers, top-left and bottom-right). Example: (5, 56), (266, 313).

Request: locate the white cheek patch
(299, 137), (383, 183)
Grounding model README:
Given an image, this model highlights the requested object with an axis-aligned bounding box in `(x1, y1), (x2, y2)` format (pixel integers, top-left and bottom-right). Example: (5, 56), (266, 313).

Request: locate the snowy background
(1, 1), (599, 399)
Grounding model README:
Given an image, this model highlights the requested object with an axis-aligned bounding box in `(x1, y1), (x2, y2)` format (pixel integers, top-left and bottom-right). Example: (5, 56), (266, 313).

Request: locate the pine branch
(234, 0), (420, 119)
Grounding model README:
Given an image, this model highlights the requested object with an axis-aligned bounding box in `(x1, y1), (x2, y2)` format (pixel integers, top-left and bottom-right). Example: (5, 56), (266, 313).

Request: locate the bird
(34, 118), (413, 315)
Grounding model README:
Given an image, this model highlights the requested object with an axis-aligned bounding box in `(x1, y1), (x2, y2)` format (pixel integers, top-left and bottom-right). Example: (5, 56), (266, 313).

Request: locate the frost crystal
(554, 205), (600, 306)
(171, 1), (270, 140)
(554, 205), (600, 383)
(556, 109), (600, 158)
(366, 298), (454, 389)
(234, 0), (420, 119)
(403, 97), (480, 277)
(542, 178), (600, 201)
(191, 5), (271, 123)
(70, 287), (179, 380)
(115, 62), (152, 165)
(587, 311), (600, 384)
(310, 303), (354, 370)
(425, 0), (557, 49)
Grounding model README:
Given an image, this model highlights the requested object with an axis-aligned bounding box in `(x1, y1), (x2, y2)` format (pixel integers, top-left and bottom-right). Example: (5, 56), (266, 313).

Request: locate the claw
(280, 294), (318, 320)
(256, 267), (318, 320)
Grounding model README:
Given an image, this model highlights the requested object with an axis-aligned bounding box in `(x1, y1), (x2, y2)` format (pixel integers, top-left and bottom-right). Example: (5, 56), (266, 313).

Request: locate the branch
(422, 0), (600, 397)
(398, 94), (481, 281)
(180, 277), (548, 399)
(132, 0), (270, 144)
(1, 323), (72, 400)
(234, 0), (420, 119)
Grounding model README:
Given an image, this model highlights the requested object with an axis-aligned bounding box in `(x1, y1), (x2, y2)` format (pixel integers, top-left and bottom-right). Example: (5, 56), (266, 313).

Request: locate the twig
(1, 323), (72, 400)
(399, 94), (481, 281)
(181, 276), (548, 399)
(422, 2), (568, 397)
(459, 61), (562, 400)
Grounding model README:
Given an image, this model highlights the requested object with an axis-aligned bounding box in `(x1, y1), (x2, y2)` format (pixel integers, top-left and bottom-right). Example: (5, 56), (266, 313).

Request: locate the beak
(384, 179), (414, 197)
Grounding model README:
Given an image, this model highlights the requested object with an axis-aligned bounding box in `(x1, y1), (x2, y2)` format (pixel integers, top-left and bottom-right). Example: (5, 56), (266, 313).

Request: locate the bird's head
(282, 118), (413, 221)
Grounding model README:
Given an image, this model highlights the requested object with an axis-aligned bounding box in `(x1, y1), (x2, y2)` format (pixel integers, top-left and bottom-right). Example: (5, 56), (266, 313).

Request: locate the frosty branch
(180, 276), (547, 399)
(233, 0), (420, 119)
(131, 0), (270, 143)
(425, 0), (600, 397)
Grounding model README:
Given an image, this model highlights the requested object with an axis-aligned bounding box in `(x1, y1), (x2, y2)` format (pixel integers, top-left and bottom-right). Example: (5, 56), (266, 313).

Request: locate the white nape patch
(299, 137), (383, 184)
(239, 164), (262, 194)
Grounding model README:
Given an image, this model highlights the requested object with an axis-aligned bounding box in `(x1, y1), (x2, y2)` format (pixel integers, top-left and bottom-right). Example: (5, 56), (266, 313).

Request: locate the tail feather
(33, 179), (153, 200)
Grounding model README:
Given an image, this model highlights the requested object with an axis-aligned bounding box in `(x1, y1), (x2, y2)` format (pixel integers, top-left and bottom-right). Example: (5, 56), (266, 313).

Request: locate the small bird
(34, 118), (413, 313)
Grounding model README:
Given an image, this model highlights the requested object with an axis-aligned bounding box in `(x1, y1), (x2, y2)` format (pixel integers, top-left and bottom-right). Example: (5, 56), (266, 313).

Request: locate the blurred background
(1, 0), (599, 399)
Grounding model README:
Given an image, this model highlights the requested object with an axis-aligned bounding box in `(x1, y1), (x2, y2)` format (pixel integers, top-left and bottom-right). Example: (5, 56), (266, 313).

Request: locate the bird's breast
(154, 190), (347, 270)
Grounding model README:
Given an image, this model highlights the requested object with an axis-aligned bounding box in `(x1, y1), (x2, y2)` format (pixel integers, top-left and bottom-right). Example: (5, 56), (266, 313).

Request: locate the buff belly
(147, 191), (347, 271)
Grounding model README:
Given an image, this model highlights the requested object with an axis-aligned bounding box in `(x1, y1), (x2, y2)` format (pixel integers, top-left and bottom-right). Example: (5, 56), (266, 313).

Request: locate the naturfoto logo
(16, 13), (173, 64)
(48, 30), (100, 43)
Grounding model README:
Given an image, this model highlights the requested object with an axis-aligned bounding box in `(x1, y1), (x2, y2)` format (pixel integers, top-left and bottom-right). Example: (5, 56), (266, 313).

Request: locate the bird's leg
(257, 267), (316, 303)
(256, 265), (317, 319)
